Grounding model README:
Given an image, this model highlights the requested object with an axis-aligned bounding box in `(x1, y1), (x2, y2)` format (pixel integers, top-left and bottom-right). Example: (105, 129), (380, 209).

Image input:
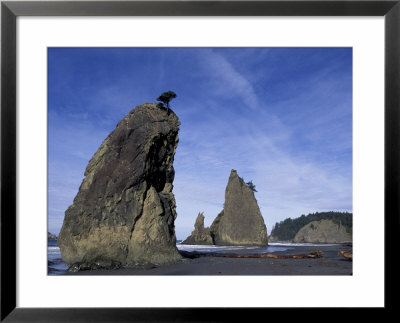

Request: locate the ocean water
(48, 238), (68, 275)
(47, 239), (330, 275)
(176, 242), (290, 254)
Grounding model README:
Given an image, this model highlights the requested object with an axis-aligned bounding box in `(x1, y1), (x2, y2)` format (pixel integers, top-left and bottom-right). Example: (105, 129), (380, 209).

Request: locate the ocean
(48, 238), (68, 275)
(48, 238), (338, 275)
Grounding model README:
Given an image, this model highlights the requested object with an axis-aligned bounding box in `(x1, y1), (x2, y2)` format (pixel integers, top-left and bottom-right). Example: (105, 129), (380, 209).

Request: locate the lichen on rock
(58, 103), (181, 268)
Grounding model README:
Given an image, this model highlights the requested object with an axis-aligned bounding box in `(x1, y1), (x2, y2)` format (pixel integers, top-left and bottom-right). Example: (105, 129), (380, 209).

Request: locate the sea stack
(58, 103), (182, 268)
(48, 232), (57, 239)
(210, 170), (268, 246)
(293, 219), (352, 244)
(182, 212), (213, 245)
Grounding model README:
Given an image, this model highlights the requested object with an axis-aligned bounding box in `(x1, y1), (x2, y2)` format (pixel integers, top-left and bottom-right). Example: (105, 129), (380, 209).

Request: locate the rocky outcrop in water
(182, 212), (213, 245)
(210, 170), (268, 246)
(58, 103), (181, 268)
(293, 219), (352, 243)
(268, 234), (279, 242)
(48, 232), (57, 239)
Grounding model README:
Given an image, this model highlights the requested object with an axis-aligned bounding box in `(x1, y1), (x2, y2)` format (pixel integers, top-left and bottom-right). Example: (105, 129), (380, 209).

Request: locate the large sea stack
(210, 170), (268, 246)
(182, 212), (213, 245)
(58, 103), (182, 268)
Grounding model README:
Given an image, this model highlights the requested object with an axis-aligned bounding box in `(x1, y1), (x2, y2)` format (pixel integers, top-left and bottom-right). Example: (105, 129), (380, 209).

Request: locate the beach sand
(67, 244), (352, 275)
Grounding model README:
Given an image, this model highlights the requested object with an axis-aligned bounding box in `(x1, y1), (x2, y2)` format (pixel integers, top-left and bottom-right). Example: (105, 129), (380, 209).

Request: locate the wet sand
(68, 244), (352, 275)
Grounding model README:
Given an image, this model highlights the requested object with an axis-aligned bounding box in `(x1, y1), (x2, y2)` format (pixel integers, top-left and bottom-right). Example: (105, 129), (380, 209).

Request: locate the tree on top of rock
(246, 180), (257, 192)
(157, 91), (177, 112)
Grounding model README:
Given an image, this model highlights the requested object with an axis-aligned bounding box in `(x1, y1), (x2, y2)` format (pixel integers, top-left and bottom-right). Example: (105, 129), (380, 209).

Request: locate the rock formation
(293, 219), (352, 244)
(48, 232), (57, 239)
(58, 103), (182, 268)
(210, 170), (268, 246)
(182, 212), (213, 245)
(268, 234), (279, 242)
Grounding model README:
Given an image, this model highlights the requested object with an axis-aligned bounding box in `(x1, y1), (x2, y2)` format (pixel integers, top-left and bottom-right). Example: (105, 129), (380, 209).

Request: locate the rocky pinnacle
(182, 212), (213, 245)
(58, 103), (181, 267)
(210, 170), (268, 246)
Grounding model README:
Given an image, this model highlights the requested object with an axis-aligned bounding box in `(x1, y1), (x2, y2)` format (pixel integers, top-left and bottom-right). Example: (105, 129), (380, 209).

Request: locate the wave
(177, 244), (259, 250)
(48, 246), (61, 259)
(268, 242), (340, 247)
(48, 245), (68, 275)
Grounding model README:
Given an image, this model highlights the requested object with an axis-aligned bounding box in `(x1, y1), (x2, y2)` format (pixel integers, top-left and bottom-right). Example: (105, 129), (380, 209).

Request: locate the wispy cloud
(198, 49), (260, 110)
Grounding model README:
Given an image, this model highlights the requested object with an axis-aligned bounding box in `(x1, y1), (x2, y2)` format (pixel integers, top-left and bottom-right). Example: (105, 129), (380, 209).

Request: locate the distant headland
(269, 211), (352, 243)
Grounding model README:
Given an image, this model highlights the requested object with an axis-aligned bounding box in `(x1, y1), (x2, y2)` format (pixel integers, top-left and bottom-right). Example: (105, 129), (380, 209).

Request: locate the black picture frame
(1, 0), (398, 321)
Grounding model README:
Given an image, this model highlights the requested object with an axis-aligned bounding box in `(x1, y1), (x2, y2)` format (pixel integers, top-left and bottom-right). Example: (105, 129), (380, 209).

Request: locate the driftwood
(179, 249), (323, 259)
(338, 249), (352, 261)
(214, 249), (323, 259)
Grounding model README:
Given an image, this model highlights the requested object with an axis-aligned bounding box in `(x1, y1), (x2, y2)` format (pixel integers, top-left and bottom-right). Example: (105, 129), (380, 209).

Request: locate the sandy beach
(67, 244), (352, 276)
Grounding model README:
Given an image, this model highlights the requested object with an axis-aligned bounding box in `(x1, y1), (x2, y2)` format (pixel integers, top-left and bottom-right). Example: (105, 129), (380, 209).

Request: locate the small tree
(246, 180), (257, 192)
(157, 91), (177, 112)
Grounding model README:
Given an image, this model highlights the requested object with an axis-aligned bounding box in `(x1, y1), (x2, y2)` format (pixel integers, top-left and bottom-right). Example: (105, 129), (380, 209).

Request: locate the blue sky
(48, 47), (352, 240)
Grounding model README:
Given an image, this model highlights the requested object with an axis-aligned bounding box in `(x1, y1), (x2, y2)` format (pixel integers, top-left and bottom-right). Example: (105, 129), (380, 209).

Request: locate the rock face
(293, 219), (352, 244)
(210, 170), (268, 246)
(182, 212), (213, 245)
(58, 103), (182, 267)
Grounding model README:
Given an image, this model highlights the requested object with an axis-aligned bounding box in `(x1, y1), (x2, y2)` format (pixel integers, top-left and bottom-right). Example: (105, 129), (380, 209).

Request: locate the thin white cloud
(199, 49), (260, 110)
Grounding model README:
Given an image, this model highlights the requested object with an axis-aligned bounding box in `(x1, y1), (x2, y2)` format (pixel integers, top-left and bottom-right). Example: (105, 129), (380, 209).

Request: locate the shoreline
(65, 244), (352, 276)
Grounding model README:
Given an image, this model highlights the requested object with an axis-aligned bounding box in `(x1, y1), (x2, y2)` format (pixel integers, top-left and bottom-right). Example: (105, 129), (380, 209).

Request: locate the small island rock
(48, 232), (57, 239)
(293, 219), (352, 244)
(182, 212), (213, 245)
